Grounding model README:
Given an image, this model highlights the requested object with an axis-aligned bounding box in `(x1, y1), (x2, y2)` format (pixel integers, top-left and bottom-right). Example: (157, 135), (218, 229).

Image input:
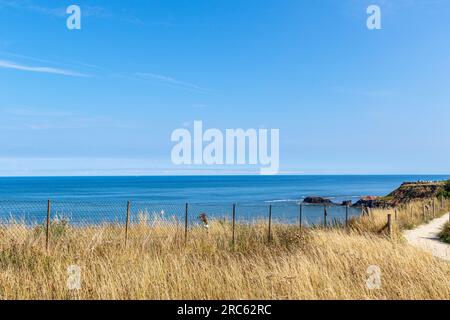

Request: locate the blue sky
(0, 0), (450, 176)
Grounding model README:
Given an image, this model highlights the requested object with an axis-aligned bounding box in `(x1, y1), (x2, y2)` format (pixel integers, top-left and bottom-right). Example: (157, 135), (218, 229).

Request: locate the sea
(0, 175), (447, 225)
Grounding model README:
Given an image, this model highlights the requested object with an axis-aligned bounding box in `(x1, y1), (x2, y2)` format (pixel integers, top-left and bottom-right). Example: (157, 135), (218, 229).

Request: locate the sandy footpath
(404, 213), (450, 262)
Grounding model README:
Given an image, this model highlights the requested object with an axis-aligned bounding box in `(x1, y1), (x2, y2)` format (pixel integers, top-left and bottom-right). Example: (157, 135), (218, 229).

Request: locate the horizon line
(0, 173), (449, 178)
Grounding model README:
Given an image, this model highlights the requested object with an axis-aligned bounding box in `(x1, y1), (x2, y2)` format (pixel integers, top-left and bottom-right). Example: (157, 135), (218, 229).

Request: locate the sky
(0, 0), (450, 176)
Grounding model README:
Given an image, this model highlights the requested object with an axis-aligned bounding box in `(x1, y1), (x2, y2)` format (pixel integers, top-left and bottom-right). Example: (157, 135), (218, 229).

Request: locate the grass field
(0, 199), (449, 300)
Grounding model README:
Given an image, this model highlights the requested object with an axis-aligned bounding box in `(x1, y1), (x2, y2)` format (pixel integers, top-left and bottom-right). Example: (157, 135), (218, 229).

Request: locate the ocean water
(0, 175), (447, 225)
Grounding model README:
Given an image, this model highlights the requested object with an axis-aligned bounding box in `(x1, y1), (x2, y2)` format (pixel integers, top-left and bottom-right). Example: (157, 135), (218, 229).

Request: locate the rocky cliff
(354, 180), (448, 208)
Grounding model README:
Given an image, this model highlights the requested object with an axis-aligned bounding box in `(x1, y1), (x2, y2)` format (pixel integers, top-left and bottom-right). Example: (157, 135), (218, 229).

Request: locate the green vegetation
(437, 180), (450, 199)
(33, 219), (69, 241)
(439, 221), (450, 244)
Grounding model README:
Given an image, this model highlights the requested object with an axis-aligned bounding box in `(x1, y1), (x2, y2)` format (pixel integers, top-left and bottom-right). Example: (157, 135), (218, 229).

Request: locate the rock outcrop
(303, 196), (333, 205)
(353, 196), (384, 208)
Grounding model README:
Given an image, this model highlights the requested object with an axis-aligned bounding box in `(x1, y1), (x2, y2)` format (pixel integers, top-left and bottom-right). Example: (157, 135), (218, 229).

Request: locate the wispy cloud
(2, 107), (72, 118)
(0, 107), (140, 130)
(0, 59), (90, 77)
(134, 72), (209, 93)
(0, 0), (148, 26)
(0, 50), (107, 76)
(343, 0), (446, 18)
(0, 51), (209, 93)
(0, 0), (111, 18)
(0, 0), (65, 17)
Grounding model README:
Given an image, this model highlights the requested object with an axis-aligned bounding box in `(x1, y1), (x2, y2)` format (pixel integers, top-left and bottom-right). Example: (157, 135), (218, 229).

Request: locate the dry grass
(0, 200), (449, 300)
(349, 198), (450, 237)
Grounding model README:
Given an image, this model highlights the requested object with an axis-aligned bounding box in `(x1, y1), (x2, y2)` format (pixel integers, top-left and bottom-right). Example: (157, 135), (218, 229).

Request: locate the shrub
(439, 222), (450, 244)
(438, 180), (450, 199)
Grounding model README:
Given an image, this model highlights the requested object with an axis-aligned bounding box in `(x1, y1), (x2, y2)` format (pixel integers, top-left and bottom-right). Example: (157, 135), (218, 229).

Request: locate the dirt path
(404, 213), (450, 262)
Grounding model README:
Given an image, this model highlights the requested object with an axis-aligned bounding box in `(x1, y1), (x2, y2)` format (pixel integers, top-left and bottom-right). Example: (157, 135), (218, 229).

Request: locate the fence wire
(0, 200), (362, 249)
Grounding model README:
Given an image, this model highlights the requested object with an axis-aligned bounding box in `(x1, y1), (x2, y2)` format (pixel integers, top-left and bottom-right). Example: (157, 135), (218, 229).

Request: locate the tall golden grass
(350, 198), (450, 237)
(0, 199), (449, 300)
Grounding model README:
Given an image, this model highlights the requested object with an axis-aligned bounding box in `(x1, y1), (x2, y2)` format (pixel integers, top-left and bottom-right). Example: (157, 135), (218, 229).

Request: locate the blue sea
(0, 175), (447, 226)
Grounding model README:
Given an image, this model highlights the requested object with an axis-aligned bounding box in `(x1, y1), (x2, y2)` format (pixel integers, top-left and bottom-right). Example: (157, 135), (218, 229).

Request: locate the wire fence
(0, 200), (363, 249)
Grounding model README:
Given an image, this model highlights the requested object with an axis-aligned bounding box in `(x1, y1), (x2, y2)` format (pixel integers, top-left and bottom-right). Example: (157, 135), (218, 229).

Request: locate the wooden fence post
(387, 214), (392, 238)
(432, 199), (436, 218)
(345, 205), (349, 229)
(184, 203), (188, 245)
(45, 199), (51, 251)
(299, 203), (303, 230)
(323, 204), (327, 228)
(232, 204), (236, 249)
(268, 205), (272, 243)
(394, 209), (398, 221)
(124, 201), (131, 247)
(423, 203), (426, 221)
